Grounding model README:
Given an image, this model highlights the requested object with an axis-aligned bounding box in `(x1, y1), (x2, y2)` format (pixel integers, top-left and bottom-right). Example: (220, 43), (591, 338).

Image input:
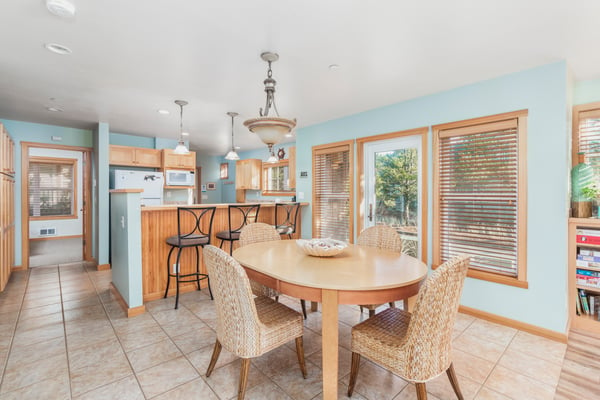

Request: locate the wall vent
(40, 228), (56, 236)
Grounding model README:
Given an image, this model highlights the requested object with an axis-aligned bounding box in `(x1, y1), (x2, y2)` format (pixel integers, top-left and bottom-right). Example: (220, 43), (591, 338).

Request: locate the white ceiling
(1, 0), (599, 155)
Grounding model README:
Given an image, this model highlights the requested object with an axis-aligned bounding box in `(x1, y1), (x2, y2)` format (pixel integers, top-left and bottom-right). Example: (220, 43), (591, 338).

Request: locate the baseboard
(143, 282), (208, 303)
(11, 265), (24, 271)
(110, 283), (146, 318)
(97, 263), (110, 271)
(459, 305), (567, 343)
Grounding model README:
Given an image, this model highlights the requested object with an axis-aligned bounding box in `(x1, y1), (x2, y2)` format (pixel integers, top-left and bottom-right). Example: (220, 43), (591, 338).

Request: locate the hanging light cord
(179, 103), (184, 138)
(260, 60), (280, 118)
(230, 114), (235, 150)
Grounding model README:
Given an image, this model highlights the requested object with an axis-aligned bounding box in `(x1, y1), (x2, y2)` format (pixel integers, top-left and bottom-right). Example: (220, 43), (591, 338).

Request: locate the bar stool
(164, 206), (216, 309)
(274, 202), (300, 239)
(216, 204), (261, 255)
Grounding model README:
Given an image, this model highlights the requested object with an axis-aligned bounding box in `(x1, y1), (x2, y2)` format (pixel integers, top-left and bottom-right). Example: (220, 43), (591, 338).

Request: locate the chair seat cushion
(275, 225), (293, 235)
(166, 234), (209, 247)
(216, 230), (240, 241)
(254, 296), (303, 354)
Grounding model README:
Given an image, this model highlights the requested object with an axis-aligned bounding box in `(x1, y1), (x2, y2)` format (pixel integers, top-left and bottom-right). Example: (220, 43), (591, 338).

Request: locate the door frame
(356, 127), (428, 262)
(21, 142), (93, 269)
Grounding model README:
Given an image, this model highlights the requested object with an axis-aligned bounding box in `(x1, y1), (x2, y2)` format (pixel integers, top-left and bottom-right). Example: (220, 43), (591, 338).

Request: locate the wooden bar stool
(216, 204), (260, 255)
(164, 206), (216, 309)
(274, 202), (300, 239)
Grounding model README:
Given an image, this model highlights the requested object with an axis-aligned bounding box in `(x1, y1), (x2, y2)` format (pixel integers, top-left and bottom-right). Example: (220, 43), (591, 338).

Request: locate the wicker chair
(239, 223), (307, 319)
(347, 255), (470, 400)
(357, 225), (403, 316)
(203, 245), (307, 400)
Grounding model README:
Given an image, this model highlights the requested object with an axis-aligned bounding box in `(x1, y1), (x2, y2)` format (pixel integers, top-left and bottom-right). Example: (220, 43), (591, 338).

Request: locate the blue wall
(574, 78), (600, 106)
(296, 61), (570, 333)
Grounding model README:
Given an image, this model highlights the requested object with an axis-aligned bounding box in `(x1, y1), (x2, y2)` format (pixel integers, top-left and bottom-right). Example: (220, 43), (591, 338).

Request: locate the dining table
(232, 239), (428, 400)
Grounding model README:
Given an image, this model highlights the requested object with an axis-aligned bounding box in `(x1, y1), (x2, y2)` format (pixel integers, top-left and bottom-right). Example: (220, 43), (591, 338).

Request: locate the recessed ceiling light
(157, 109), (170, 115)
(46, 0), (76, 18)
(328, 64), (340, 71)
(45, 43), (72, 55)
(181, 132), (190, 136)
(45, 106), (63, 112)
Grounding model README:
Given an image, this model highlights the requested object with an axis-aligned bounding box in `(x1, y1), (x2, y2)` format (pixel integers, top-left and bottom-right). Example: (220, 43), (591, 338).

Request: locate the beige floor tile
(204, 358), (270, 400)
(338, 360), (408, 400)
(394, 384), (442, 400)
(474, 386), (512, 399)
(74, 375), (144, 400)
(117, 323), (170, 352)
(452, 348), (496, 384)
(62, 294), (101, 311)
(63, 304), (107, 322)
(170, 324), (216, 354)
(68, 337), (125, 371)
(0, 373), (70, 400)
(65, 317), (112, 338)
(110, 311), (159, 336)
(17, 302), (62, 320)
(0, 302), (23, 314)
(11, 321), (64, 347)
(160, 315), (209, 338)
(66, 323), (117, 351)
(307, 346), (354, 379)
(15, 311), (63, 333)
(464, 319), (517, 347)
(186, 343), (238, 374)
(507, 330), (567, 364)
(425, 371), (481, 400)
(136, 356), (200, 398)
(6, 336), (66, 368)
(485, 365), (556, 400)
(126, 338), (182, 373)
(69, 352), (133, 397)
(244, 379), (294, 400)
(498, 347), (562, 387)
(151, 377), (220, 400)
(453, 331), (507, 363)
(21, 294), (62, 309)
(0, 352), (68, 394)
(253, 345), (307, 378)
(150, 306), (196, 327)
(285, 329), (322, 357)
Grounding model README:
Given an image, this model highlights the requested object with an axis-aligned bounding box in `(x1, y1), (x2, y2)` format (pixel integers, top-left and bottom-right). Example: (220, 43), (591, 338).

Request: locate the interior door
(364, 136), (422, 257)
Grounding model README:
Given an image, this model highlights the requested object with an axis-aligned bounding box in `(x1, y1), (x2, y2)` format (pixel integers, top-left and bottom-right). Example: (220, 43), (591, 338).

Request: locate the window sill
(262, 191), (295, 197)
(30, 214), (77, 221)
(432, 264), (528, 289)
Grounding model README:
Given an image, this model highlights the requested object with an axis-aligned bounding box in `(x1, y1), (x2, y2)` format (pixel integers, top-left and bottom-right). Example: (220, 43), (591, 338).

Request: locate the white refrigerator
(113, 169), (164, 206)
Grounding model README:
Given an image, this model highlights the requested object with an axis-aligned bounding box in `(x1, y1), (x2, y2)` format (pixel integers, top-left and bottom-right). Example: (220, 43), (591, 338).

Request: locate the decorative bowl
(296, 238), (347, 257)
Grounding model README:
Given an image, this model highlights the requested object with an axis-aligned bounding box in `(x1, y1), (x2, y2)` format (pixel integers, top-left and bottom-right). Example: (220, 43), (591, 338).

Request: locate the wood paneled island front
(140, 203), (305, 302)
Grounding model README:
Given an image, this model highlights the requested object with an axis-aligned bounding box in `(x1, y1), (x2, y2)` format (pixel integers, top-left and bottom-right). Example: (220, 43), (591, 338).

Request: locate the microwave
(165, 169), (195, 186)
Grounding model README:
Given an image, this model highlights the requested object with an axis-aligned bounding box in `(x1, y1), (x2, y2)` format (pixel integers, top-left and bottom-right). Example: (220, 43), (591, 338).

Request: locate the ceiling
(1, 1), (599, 156)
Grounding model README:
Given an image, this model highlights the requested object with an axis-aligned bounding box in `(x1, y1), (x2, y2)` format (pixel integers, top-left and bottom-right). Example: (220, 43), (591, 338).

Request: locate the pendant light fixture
(224, 112), (240, 160)
(173, 100), (190, 154)
(243, 52), (296, 162)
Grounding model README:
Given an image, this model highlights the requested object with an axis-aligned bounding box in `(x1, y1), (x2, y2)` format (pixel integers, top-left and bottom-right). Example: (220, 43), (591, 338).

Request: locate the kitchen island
(139, 202), (306, 303)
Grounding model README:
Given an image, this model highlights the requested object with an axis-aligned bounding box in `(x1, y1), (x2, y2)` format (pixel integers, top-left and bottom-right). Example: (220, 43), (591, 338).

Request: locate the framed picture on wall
(207, 182), (216, 190)
(220, 163), (228, 179)
(201, 184), (207, 192)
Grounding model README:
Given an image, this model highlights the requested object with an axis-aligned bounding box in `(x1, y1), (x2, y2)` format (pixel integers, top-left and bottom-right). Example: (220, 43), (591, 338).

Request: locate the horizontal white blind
(577, 108), (600, 180)
(314, 145), (351, 242)
(438, 121), (519, 276)
(29, 161), (74, 217)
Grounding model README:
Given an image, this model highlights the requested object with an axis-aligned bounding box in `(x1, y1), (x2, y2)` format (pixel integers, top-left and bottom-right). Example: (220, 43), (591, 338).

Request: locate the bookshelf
(569, 218), (600, 333)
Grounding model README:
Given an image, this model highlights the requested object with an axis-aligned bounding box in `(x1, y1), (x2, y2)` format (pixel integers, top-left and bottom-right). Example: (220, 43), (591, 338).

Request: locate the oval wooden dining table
(233, 240), (428, 400)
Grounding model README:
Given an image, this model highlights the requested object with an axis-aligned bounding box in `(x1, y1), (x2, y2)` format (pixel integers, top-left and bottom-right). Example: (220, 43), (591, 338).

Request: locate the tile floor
(0, 262), (570, 399)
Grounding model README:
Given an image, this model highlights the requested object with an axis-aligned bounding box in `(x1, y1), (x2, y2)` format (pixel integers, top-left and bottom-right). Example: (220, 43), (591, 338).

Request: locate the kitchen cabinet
(0, 123), (14, 292)
(162, 149), (196, 170)
(109, 145), (162, 168)
(235, 159), (262, 190)
(289, 146), (296, 190)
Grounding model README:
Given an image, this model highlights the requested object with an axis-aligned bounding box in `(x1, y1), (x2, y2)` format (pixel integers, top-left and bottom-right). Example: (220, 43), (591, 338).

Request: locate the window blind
(576, 107), (600, 180)
(438, 119), (519, 276)
(29, 160), (74, 217)
(313, 144), (352, 242)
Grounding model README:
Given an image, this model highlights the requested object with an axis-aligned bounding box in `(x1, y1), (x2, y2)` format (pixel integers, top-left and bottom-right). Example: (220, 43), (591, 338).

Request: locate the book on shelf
(579, 249), (600, 257)
(576, 259), (600, 268)
(577, 254), (600, 262)
(579, 289), (590, 315)
(576, 269), (600, 287)
(576, 293), (582, 315)
(576, 229), (600, 245)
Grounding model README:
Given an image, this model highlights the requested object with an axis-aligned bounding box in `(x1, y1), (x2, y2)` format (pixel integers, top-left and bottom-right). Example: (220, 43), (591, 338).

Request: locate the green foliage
(582, 184), (600, 200)
(374, 149), (417, 226)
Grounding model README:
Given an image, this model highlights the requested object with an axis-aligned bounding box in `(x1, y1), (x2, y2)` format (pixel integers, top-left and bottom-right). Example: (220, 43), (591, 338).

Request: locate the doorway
(21, 142), (92, 269)
(358, 128), (428, 260)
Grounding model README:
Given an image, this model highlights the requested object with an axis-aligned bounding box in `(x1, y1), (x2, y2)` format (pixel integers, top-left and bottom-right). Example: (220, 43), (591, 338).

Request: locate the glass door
(364, 136), (422, 257)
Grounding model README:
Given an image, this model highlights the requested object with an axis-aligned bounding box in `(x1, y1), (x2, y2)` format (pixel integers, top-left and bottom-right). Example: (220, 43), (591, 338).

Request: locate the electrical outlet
(172, 263), (180, 274)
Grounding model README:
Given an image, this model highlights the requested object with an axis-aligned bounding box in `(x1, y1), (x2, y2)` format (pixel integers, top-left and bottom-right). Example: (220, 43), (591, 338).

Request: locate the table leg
(321, 289), (338, 400)
(311, 301), (318, 312)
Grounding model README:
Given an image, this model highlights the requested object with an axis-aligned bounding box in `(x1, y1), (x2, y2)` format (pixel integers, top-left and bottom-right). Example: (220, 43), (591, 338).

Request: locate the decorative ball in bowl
(296, 238), (348, 257)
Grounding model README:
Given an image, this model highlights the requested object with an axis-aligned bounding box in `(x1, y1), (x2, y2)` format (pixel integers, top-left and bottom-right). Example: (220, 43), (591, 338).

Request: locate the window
(433, 110), (527, 287)
(262, 160), (291, 194)
(29, 157), (77, 219)
(312, 140), (354, 242)
(573, 102), (600, 181)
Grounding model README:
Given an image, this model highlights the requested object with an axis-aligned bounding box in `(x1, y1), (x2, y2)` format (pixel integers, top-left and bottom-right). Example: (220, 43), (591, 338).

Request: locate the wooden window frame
(28, 156), (78, 220)
(573, 101), (600, 172)
(261, 159), (294, 196)
(356, 127), (428, 262)
(432, 110), (528, 288)
(312, 140), (354, 243)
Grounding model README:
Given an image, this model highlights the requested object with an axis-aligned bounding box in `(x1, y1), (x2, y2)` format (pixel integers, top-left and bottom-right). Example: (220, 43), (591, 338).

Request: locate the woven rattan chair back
(239, 222), (282, 247)
(203, 245), (262, 358)
(357, 225), (402, 253)
(403, 254), (470, 381)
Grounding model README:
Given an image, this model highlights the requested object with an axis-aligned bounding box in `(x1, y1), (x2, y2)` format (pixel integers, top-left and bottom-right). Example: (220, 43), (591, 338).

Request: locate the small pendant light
(173, 100), (189, 154)
(224, 112), (240, 160)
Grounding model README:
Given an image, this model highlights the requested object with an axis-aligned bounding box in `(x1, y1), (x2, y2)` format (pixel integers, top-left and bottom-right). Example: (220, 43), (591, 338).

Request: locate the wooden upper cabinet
(109, 145), (162, 168)
(235, 158), (262, 190)
(162, 149), (196, 170)
(1, 124), (14, 174)
(288, 146), (296, 190)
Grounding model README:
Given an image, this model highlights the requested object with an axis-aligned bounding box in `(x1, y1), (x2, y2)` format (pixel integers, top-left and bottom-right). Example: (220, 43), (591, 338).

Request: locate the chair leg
(174, 247), (184, 309)
(195, 245), (201, 290)
(402, 298), (409, 311)
(359, 305), (364, 314)
(347, 352), (361, 397)
(295, 337), (307, 378)
(389, 301), (395, 308)
(229, 239), (235, 255)
(205, 340), (222, 377)
(238, 358), (251, 400)
(446, 363), (464, 400)
(415, 382), (428, 400)
(219, 239), (225, 250)
(369, 309), (375, 317)
(164, 246), (176, 298)
(300, 300), (307, 319)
